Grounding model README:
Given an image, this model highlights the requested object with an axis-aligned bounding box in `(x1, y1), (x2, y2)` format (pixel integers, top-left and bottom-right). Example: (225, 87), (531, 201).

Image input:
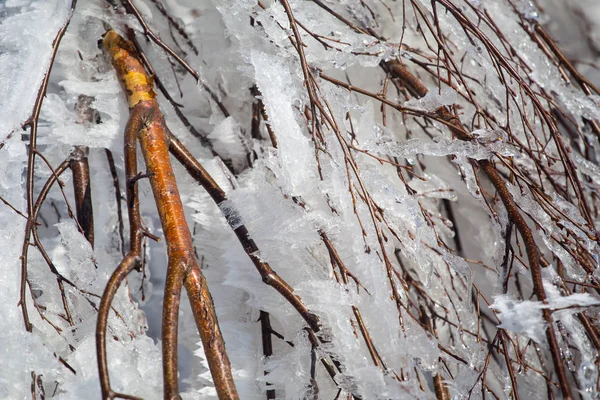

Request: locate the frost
(491, 291), (600, 343)
(53, 221), (97, 286)
(490, 295), (548, 343)
(551, 293), (600, 309)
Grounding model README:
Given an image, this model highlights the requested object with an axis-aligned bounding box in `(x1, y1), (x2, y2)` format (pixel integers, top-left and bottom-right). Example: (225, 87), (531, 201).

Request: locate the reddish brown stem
(96, 96), (145, 400)
(20, 0), (78, 332)
(70, 147), (94, 247)
(259, 310), (276, 399)
(102, 29), (238, 400)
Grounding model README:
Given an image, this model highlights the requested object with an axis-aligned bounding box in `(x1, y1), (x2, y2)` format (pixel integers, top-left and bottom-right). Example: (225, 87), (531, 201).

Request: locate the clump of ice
(490, 295), (548, 343)
(0, 0), (71, 138)
(491, 290), (600, 343)
(363, 131), (516, 161)
(250, 50), (318, 195)
(208, 116), (250, 173)
(404, 87), (457, 112)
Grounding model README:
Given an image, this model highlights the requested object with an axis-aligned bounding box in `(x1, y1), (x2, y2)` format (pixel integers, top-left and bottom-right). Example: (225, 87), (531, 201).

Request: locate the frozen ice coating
(0, 0), (71, 139)
(491, 290), (600, 343)
(208, 116), (251, 172)
(403, 87), (458, 113)
(364, 134), (517, 161)
(3, 0), (600, 398)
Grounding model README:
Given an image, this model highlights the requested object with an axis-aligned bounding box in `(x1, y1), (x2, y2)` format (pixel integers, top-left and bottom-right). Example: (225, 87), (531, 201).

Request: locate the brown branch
(0, 195), (29, 221)
(105, 149), (126, 256)
(101, 30), (238, 400)
(259, 311), (276, 399)
(20, 0), (78, 332)
(69, 147), (94, 247)
(96, 87), (145, 400)
(167, 132), (359, 395)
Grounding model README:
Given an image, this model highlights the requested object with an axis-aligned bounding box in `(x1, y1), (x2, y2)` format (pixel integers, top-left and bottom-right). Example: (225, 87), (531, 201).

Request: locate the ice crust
(491, 290), (600, 343)
(404, 87), (458, 112)
(2, 0), (600, 398)
(0, 0), (70, 140)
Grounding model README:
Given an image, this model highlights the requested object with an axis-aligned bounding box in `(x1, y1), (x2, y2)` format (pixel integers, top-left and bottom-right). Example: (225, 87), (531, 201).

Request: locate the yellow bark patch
(123, 70), (155, 107)
(103, 29), (155, 108)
